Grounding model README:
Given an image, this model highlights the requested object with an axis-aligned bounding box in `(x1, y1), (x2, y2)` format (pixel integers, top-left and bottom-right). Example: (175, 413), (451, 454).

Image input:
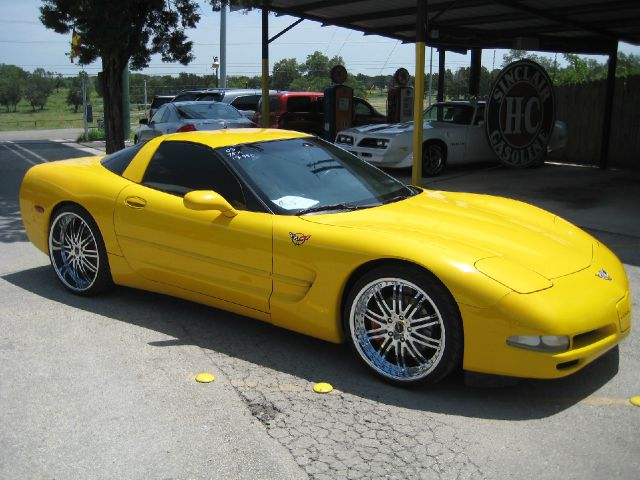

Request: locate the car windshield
(177, 103), (243, 120)
(423, 104), (474, 125)
(216, 137), (417, 215)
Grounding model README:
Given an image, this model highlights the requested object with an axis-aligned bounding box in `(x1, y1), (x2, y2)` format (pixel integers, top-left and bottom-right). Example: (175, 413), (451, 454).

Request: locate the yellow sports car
(19, 129), (631, 386)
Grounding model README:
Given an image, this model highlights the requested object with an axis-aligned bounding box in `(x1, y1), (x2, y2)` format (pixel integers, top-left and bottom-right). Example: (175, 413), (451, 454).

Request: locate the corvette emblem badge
(596, 269), (612, 281)
(289, 232), (311, 246)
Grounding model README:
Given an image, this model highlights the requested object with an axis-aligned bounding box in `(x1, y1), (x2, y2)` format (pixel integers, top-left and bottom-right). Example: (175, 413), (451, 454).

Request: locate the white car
(335, 101), (567, 176)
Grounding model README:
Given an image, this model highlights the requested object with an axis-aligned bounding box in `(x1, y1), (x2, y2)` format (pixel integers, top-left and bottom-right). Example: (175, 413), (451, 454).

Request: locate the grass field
(0, 90), (428, 133)
(0, 88), (146, 132)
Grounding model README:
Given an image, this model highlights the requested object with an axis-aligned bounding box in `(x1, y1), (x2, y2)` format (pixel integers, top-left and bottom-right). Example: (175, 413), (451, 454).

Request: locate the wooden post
(600, 42), (618, 169)
(469, 48), (481, 97)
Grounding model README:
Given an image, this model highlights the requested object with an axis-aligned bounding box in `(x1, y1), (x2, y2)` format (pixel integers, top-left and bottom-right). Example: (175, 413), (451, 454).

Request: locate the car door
(114, 140), (273, 313)
(353, 98), (385, 126)
(464, 104), (495, 162)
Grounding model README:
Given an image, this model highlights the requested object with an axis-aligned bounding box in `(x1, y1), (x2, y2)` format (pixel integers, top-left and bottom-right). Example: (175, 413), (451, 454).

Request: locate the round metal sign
(486, 60), (555, 167)
(330, 65), (348, 85)
(393, 67), (410, 86)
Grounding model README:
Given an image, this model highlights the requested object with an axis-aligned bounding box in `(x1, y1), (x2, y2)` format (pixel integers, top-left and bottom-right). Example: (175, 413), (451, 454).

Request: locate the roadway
(1, 134), (638, 480)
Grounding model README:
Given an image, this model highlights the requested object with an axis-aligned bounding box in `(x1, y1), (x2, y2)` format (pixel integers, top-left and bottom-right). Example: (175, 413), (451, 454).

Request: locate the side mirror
(183, 190), (238, 217)
(139, 118), (149, 125)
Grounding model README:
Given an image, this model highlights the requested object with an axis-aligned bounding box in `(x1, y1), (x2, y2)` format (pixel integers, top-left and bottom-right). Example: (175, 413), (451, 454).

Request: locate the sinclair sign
(486, 60), (555, 167)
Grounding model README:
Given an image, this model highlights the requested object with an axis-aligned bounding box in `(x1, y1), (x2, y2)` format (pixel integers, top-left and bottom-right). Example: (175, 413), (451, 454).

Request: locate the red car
(254, 92), (386, 137)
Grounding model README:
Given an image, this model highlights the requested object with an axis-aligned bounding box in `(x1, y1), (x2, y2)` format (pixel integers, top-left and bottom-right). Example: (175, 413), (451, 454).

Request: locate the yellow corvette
(19, 129), (631, 385)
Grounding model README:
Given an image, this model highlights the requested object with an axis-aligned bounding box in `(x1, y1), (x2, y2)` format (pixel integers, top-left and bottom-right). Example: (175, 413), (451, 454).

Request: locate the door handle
(124, 196), (147, 209)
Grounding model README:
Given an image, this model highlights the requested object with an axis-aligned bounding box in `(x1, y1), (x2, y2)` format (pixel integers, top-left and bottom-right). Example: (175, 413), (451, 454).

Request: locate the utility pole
(143, 79), (148, 111)
(220, 4), (227, 88)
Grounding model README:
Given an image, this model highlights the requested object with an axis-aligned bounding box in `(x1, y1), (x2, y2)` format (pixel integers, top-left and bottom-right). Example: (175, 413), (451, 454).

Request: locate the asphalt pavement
(1, 132), (638, 480)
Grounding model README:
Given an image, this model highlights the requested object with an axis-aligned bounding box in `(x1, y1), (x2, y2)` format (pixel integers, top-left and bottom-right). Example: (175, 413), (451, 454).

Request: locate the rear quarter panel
(19, 157), (132, 257)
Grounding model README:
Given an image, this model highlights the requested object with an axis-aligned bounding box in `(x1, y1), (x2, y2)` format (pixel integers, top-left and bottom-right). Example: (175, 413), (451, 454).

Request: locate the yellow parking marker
(313, 382), (333, 394)
(195, 373), (215, 383)
(630, 396), (640, 407)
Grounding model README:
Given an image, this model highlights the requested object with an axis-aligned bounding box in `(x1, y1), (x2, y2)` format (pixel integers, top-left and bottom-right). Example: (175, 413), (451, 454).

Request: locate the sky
(2, 0), (639, 79)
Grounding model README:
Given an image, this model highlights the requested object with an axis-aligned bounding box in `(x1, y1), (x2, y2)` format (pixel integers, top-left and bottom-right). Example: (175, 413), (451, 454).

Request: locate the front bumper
(461, 244), (631, 379)
(335, 140), (413, 169)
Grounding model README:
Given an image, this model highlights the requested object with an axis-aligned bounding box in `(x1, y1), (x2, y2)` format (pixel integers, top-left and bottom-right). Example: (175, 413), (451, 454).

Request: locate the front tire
(48, 205), (112, 295)
(422, 141), (447, 177)
(344, 265), (462, 386)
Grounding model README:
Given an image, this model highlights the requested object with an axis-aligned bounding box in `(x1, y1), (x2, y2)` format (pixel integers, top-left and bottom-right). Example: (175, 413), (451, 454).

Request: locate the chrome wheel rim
(350, 278), (446, 382)
(48, 212), (100, 292)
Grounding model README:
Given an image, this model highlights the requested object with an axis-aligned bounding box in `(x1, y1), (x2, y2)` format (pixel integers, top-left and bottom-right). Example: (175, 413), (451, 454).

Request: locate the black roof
(266, 0), (640, 55)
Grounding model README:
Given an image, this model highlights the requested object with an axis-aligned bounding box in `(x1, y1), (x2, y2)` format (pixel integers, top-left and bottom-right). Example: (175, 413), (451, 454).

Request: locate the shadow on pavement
(3, 265), (620, 422)
(0, 199), (28, 243)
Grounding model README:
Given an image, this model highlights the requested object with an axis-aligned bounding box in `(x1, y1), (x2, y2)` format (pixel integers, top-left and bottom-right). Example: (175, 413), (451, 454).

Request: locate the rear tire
(48, 205), (113, 296)
(343, 264), (463, 386)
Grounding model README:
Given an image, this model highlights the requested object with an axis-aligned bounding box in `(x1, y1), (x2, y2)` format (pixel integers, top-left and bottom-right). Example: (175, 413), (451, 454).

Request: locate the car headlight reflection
(507, 335), (569, 352)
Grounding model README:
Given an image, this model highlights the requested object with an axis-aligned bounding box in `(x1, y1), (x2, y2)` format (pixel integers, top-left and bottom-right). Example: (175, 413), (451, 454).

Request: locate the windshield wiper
(382, 187), (419, 205)
(297, 202), (372, 216)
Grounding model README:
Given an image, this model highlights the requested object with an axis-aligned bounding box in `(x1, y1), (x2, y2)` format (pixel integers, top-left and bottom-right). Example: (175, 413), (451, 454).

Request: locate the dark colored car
(135, 101), (256, 144)
(253, 92), (386, 136)
(148, 95), (174, 121)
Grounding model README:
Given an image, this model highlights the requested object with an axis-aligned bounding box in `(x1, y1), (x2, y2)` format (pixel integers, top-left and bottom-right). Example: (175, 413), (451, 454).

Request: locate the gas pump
(387, 68), (414, 123)
(323, 65), (353, 141)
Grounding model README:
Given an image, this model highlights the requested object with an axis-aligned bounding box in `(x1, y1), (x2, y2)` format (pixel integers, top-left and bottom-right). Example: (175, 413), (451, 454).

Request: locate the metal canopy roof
(266, 0), (640, 55)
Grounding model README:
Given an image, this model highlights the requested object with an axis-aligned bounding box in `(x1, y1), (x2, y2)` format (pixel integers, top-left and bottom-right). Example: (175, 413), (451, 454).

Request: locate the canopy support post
(261, 3), (270, 128)
(412, 0), (427, 186)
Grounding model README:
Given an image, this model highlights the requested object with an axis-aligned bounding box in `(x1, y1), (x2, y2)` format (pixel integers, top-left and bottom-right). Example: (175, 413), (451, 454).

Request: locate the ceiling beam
(278, 0), (372, 16)
(489, 0), (617, 40)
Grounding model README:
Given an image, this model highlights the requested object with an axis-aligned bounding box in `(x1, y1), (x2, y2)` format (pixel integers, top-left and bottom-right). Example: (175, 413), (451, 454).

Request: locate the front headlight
(376, 139), (389, 148)
(336, 134), (353, 145)
(507, 335), (569, 352)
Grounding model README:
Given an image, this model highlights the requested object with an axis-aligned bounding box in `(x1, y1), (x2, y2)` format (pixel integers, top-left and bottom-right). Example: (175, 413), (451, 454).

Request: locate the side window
(101, 142), (145, 176)
(142, 141), (248, 209)
(354, 99), (372, 116)
(231, 95), (259, 111)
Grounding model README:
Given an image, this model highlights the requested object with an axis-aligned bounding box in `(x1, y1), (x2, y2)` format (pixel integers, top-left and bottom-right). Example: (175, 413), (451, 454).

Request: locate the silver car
(135, 101), (256, 144)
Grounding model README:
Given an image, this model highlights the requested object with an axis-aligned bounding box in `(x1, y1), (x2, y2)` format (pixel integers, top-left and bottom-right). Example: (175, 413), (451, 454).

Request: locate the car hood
(301, 190), (593, 280)
(342, 120), (432, 136)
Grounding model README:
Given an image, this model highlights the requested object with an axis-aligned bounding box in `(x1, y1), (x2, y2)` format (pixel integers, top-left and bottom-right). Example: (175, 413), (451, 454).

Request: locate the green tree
(66, 72), (91, 113)
(556, 54), (606, 84)
(616, 52), (640, 77)
(24, 68), (53, 111)
(300, 51), (330, 78)
(0, 64), (25, 112)
(272, 58), (300, 90)
(40, 0), (200, 153)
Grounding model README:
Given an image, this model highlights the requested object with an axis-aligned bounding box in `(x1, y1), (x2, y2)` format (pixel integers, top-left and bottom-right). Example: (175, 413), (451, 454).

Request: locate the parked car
(19, 129), (630, 386)
(134, 101), (255, 144)
(253, 92), (386, 136)
(148, 94), (174, 121)
(172, 88), (276, 117)
(335, 101), (568, 176)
